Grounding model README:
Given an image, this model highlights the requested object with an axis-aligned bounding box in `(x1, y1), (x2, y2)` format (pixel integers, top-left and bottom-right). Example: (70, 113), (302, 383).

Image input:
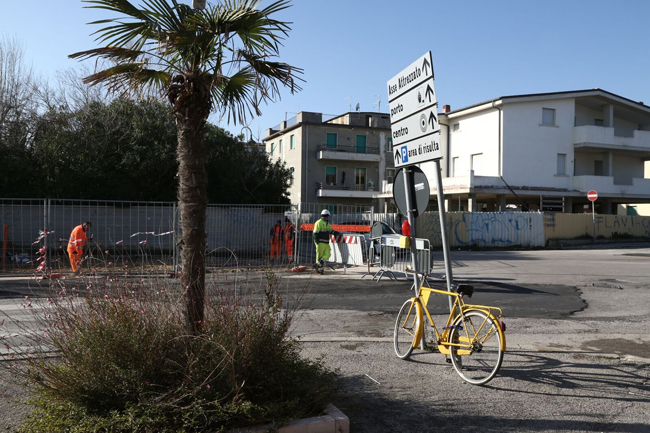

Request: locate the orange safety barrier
(300, 223), (371, 233)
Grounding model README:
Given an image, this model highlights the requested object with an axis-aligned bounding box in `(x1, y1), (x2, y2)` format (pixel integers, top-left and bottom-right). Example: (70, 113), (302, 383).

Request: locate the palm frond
(194, 0), (292, 56)
(69, 46), (143, 63)
(238, 50), (303, 95)
(211, 68), (260, 124)
(83, 63), (170, 95)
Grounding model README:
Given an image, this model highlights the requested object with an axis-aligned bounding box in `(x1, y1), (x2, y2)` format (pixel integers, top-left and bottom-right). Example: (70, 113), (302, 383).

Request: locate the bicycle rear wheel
(394, 298), (419, 359)
(449, 310), (503, 385)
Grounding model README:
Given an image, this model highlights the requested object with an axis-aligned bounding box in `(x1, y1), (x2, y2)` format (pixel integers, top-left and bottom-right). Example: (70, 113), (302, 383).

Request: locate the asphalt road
(1, 243), (650, 432)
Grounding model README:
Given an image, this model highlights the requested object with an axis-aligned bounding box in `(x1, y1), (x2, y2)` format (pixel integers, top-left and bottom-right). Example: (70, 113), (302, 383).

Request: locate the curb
(228, 404), (349, 433)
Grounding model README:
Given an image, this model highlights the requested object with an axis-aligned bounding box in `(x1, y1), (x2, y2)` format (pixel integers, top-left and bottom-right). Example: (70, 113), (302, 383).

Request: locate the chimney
(639, 101), (644, 105)
(442, 104), (451, 113)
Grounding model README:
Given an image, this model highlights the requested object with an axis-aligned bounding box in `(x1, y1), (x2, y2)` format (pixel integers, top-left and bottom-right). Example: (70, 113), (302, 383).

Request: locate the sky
(2, 0), (649, 142)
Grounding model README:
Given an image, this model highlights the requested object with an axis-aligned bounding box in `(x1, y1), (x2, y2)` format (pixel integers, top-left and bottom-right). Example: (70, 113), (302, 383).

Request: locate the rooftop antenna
(374, 94), (381, 111)
(344, 96), (351, 112)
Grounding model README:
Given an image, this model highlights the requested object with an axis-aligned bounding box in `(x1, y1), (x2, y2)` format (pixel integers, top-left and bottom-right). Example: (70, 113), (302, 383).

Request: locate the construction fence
(2, 198), (649, 273)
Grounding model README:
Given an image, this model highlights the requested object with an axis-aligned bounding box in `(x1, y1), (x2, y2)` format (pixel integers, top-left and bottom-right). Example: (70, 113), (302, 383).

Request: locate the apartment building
(263, 111), (394, 211)
(382, 89), (650, 214)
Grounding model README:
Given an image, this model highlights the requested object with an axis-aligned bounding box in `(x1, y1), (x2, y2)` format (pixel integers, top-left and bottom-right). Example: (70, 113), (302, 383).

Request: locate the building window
(326, 133), (337, 149)
(387, 137), (393, 150)
(289, 167), (295, 185)
(452, 123), (460, 132)
(356, 135), (367, 153)
(290, 135), (295, 149)
(542, 108), (556, 126)
(627, 206), (638, 216)
(594, 160), (604, 176)
(279, 139), (283, 153)
(386, 168), (395, 184)
(325, 166), (337, 185)
(355, 167), (367, 190)
(326, 204), (337, 214)
(270, 143), (274, 156)
(471, 153), (483, 175)
(452, 157), (459, 177)
(556, 153), (566, 175)
(594, 119), (604, 127)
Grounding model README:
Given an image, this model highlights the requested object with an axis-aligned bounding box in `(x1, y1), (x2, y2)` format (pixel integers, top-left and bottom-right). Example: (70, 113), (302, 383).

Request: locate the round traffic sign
(393, 166), (430, 217)
(587, 190), (598, 202)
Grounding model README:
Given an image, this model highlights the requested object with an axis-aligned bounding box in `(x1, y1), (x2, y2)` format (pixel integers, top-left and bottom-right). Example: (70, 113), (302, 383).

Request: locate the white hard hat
(321, 209), (331, 216)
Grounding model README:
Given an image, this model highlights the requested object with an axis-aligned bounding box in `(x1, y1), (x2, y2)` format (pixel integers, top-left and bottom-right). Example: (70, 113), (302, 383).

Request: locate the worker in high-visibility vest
(284, 217), (295, 263)
(270, 219), (283, 261)
(312, 210), (340, 274)
(67, 221), (91, 274)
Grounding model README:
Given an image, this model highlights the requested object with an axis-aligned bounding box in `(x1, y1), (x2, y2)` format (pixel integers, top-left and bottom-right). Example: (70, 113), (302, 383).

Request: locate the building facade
(381, 89), (650, 214)
(263, 111), (394, 211)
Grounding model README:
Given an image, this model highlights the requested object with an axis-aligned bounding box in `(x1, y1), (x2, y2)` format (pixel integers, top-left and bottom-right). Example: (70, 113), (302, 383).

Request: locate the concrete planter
(229, 404), (349, 433)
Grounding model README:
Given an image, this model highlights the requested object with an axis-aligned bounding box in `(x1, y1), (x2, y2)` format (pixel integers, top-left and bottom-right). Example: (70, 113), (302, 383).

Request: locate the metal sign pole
(403, 168), (420, 296)
(403, 167), (424, 349)
(592, 200), (596, 244)
(434, 159), (454, 312)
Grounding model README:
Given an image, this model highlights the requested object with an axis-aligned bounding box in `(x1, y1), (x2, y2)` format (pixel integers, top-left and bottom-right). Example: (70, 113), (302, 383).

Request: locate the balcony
(573, 126), (650, 155)
(316, 182), (377, 199)
(573, 175), (650, 197)
(317, 143), (381, 162)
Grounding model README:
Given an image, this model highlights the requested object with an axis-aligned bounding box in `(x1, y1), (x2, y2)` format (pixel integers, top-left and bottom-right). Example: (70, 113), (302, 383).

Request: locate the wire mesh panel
(0, 198), (47, 271)
(204, 204), (297, 268)
(47, 199), (177, 273)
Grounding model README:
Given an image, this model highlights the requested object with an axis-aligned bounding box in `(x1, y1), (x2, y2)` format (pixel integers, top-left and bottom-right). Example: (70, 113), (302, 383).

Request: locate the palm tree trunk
(176, 117), (208, 334)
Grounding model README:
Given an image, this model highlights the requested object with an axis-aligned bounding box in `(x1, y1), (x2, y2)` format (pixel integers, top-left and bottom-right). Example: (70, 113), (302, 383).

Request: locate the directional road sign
(387, 51), (441, 167)
(587, 190), (598, 202)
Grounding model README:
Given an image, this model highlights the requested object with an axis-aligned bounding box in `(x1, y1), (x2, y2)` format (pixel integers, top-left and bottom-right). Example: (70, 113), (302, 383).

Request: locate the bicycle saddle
(452, 284), (474, 298)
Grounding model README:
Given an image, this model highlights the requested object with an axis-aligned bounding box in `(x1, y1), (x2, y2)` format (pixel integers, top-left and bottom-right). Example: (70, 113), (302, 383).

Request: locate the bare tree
(0, 37), (38, 144)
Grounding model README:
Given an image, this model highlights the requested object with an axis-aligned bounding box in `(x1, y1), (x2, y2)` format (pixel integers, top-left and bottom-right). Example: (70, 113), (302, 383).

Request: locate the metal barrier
(0, 199), (378, 272)
(368, 235), (433, 281)
(329, 233), (365, 266)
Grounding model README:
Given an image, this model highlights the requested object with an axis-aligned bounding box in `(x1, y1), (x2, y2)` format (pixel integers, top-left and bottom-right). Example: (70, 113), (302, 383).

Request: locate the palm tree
(70, 0), (302, 333)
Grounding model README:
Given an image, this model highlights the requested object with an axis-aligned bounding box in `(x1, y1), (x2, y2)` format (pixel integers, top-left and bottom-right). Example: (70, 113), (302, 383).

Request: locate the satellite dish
(355, 103), (360, 111)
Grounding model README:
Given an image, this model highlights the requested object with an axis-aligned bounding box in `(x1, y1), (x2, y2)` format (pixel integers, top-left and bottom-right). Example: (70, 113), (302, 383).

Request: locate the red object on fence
(401, 220), (410, 237)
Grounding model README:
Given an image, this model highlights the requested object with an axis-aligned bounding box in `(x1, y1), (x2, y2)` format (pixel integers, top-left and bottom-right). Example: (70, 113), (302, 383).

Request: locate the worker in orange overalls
(68, 221), (91, 274)
(270, 220), (283, 261)
(284, 217), (296, 263)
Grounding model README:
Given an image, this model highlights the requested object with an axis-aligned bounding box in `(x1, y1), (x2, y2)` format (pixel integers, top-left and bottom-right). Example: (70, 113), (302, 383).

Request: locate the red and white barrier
(330, 234), (359, 244)
(329, 233), (364, 266)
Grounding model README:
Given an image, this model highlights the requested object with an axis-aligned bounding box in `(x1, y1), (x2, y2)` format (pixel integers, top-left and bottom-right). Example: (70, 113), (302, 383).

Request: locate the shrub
(4, 272), (338, 432)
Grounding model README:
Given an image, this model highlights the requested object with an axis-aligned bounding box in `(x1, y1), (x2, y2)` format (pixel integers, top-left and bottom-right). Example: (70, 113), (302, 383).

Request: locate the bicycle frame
(410, 286), (506, 354)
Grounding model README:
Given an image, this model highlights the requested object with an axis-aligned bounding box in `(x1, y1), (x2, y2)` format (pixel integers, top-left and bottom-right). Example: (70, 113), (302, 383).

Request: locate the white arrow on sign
(389, 76), (436, 124)
(390, 107), (439, 147)
(387, 52), (434, 102)
(393, 134), (441, 167)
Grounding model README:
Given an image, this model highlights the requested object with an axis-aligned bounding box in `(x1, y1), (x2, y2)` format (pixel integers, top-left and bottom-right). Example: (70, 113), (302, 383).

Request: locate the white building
(382, 89), (650, 214)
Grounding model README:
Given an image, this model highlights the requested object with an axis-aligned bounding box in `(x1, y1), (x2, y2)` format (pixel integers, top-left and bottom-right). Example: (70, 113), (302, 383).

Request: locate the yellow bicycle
(394, 283), (506, 385)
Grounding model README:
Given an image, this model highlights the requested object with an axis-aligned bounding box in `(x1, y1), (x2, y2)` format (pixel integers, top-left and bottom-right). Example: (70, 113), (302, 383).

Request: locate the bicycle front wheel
(449, 310), (503, 385)
(394, 298), (419, 359)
